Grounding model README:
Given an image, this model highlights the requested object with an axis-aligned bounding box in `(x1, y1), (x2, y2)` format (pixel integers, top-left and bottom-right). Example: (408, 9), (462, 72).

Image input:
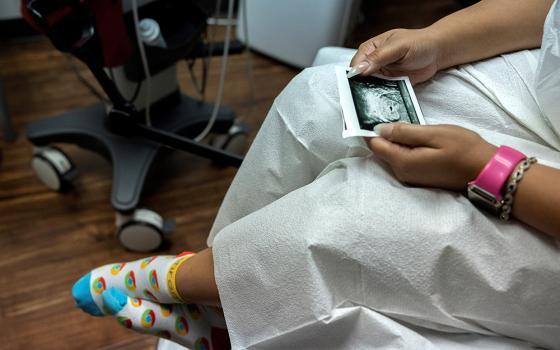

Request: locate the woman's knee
(273, 66), (341, 139)
(268, 65), (369, 159)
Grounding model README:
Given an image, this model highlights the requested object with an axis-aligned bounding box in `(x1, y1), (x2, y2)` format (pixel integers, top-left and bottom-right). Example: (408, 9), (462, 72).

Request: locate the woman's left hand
(368, 123), (497, 191)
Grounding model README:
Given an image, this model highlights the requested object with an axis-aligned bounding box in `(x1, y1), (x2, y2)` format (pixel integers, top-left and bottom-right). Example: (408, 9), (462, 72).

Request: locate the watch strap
(468, 146), (526, 202)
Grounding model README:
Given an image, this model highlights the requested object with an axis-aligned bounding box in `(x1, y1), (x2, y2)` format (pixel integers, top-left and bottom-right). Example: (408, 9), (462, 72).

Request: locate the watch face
(467, 184), (502, 214)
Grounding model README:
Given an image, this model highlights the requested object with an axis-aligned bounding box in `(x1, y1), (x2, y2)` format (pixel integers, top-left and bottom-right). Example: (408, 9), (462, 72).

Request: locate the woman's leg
(72, 250), (226, 349)
(208, 52), (552, 246)
(175, 248), (220, 306)
(207, 66), (371, 244)
(212, 154), (560, 350)
(178, 53), (559, 312)
(206, 58), (560, 348)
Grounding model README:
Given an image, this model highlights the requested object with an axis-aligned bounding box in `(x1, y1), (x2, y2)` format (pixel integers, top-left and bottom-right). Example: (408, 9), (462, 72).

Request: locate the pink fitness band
(467, 146), (526, 212)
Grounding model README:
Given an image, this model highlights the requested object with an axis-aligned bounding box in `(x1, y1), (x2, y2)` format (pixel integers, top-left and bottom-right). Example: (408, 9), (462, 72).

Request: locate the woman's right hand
(350, 28), (443, 85)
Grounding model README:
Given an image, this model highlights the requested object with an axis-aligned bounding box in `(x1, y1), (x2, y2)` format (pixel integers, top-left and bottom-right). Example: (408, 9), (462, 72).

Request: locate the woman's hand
(368, 123), (497, 191)
(350, 28), (443, 84)
(350, 1), (553, 83)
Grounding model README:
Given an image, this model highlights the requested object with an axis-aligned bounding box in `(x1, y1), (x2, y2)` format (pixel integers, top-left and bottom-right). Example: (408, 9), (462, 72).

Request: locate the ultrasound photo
(336, 66), (425, 138)
(349, 75), (420, 130)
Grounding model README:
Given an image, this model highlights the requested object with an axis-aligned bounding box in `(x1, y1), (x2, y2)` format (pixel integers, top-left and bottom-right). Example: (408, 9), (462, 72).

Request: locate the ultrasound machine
(21, 0), (247, 252)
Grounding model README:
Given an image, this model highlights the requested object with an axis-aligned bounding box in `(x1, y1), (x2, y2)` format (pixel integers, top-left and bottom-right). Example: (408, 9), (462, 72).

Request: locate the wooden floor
(0, 2), (463, 349)
(0, 37), (298, 349)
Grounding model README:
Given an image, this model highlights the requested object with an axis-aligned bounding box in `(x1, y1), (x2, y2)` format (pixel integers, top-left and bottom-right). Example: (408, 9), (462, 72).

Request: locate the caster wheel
(31, 146), (77, 192)
(211, 122), (249, 155)
(117, 209), (165, 252)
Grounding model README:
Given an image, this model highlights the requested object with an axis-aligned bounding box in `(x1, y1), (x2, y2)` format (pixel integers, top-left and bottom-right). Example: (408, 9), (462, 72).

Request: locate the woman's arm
(368, 124), (560, 239)
(511, 164), (560, 237)
(433, 0), (554, 70)
(350, 0), (554, 83)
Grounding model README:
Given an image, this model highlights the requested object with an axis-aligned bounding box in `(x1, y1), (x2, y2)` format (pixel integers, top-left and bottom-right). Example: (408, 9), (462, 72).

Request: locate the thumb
(374, 123), (438, 148)
(368, 135), (410, 165)
(361, 43), (408, 76)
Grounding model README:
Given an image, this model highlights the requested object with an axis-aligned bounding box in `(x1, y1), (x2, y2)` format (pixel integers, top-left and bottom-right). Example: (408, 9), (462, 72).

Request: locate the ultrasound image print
(349, 75), (420, 131)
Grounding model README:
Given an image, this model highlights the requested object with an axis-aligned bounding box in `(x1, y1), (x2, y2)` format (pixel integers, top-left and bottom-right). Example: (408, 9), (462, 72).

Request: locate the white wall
(0, 0), (21, 20)
(237, 0), (361, 68)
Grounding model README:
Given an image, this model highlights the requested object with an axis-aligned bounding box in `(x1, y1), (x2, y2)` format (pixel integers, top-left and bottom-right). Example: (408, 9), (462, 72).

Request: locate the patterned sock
(102, 287), (229, 350)
(72, 252), (194, 316)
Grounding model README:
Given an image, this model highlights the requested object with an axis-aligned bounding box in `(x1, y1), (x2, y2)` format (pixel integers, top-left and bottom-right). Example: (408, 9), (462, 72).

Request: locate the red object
(85, 0), (132, 67)
(21, 0), (132, 67)
(20, 0), (44, 33)
(177, 251), (195, 257)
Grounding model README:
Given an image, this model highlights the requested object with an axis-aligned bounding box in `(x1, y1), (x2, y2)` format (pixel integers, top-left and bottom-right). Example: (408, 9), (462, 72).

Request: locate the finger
(380, 66), (435, 86)
(378, 67), (424, 85)
(361, 42), (408, 76)
(102, 288), (213, 349)
(374, 123), (441, 148)
(367, 136), (410, 165)
(350, 39), (376, 67)
(351, 30), (395, 68)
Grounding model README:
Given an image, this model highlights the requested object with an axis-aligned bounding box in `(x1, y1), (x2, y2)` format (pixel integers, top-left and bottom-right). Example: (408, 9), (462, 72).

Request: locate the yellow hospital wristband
(166, 254), (194, 303)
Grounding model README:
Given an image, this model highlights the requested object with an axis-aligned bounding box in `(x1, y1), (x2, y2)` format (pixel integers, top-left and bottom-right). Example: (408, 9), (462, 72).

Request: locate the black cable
(128, 79), (143, 103)
(68, 56), (109, 103)
(108, 66), (142, 104)
(109, 66), (147, 105)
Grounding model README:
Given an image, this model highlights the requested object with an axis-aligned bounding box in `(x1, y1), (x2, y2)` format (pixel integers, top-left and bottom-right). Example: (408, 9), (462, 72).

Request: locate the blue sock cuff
(72, 272), (103, 317)
(102, 287), (128, 315)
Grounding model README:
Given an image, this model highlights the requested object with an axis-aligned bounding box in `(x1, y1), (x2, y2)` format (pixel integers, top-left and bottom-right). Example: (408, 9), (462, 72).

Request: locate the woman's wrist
(462, 140), (497, 186)
(424, 24), (453, 72)
(465, 144), (538, 221)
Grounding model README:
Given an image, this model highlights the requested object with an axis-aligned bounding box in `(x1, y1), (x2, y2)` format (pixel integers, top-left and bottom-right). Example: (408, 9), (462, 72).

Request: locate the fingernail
(347, 62), (370, 78)
(373, 123), (393, 138)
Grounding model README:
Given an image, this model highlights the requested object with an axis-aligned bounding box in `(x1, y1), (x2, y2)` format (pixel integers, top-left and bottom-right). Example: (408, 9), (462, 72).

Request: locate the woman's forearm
(429, 0), (553, 70)
(512, 164), (560, 238)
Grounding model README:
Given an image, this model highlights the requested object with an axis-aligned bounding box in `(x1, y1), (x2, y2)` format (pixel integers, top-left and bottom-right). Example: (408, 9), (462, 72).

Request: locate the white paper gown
(208, 2), (560, 349)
